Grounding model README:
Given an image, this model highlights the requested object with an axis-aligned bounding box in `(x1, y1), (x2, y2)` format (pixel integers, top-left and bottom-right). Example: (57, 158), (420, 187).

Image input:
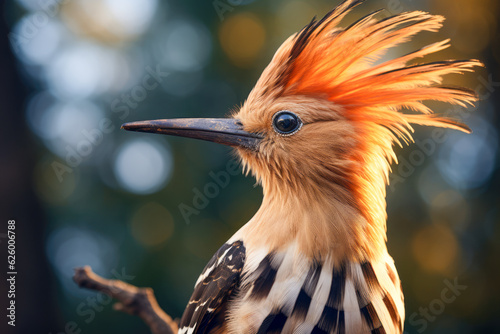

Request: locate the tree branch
(73, 266), (178, 334)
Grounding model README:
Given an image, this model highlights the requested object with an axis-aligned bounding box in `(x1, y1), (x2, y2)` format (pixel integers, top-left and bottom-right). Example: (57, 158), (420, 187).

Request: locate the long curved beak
(121, 118), (262, 150)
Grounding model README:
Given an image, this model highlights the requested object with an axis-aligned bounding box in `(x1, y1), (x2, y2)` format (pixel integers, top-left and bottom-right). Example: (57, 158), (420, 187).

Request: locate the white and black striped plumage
(179, 240), (404, 334)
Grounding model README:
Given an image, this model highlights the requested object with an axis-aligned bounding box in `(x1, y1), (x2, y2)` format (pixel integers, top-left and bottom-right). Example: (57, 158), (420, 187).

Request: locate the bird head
(123, 0), (481, 259)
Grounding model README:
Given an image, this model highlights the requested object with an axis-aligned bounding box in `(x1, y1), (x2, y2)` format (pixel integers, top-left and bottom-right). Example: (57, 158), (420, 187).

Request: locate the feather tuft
(272, 0), (482, 143)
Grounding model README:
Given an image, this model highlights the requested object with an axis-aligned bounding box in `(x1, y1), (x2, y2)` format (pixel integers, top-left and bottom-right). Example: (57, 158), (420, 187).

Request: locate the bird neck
(240, 180), (388, 264)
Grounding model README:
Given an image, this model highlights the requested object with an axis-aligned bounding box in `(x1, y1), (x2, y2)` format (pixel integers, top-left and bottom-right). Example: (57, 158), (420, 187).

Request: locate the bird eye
(272, 111), (303, 136)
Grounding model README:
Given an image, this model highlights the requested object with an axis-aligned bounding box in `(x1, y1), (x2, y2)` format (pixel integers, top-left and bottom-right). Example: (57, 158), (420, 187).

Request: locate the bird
(122, 0), (481, 333)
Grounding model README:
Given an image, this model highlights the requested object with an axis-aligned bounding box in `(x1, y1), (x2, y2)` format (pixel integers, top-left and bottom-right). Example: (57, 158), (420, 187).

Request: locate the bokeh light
(103, 0), (159, 36)
(46, 226), (119, 295)
(27, 98), (105, 158)
(114, 139), (173, 195)
(46, 42), (130, 98)
(11, 16), (64, 66)
(61, 0), (159, 42)
(156, 19), (212, 72)
(219, 13), (266, 67)
(411, 224), (460, 275)
(437, 115), (498, 190)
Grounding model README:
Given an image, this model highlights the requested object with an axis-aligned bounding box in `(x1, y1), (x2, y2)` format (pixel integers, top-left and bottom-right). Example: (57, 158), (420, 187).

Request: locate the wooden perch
(73, 266), (178, 334)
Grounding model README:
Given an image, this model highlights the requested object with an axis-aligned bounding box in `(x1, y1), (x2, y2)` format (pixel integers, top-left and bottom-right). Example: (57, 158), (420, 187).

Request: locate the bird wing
(179, 240), (246, 334)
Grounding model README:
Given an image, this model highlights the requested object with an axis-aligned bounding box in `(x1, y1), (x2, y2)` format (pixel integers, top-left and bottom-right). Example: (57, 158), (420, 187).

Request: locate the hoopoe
(123, 0), (481, 333)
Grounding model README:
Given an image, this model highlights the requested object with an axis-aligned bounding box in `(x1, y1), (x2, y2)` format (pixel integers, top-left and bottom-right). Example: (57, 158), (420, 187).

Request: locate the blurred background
(0, 0), (498, 333)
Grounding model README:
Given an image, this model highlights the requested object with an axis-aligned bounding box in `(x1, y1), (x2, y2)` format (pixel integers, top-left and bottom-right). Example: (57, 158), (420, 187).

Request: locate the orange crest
(248, 0), (481, 143)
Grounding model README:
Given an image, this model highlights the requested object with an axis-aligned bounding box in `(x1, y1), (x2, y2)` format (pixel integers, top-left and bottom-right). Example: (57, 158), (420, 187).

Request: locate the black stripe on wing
(179, 240), (246, 334)
(291, 263), (322, 320)
(315, 262), (348, 333)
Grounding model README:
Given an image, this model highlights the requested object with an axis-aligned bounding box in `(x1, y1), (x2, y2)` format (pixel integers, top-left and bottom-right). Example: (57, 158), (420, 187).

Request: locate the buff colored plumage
(123, 0), (481, 333)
